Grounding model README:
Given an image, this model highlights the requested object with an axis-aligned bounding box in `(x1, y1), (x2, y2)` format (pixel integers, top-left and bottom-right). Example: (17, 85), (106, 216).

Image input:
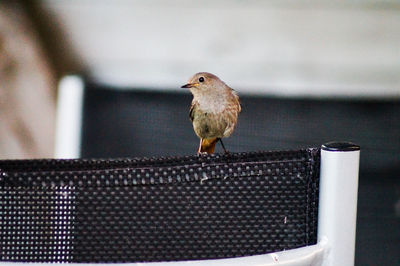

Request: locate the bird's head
(181, 72), (227, 96)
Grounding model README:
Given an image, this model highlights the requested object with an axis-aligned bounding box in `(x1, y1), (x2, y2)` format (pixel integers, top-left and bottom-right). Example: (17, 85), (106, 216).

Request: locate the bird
(181, 72), (241, 154)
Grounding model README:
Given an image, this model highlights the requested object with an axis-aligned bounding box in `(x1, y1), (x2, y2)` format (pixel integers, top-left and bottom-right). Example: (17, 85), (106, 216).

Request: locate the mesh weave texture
(0, 149), (320, 263)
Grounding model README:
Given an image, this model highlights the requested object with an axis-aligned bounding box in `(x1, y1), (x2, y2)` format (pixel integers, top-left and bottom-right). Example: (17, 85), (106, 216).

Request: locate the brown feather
(200, 138), (218, 154)
(189, 101), (197, 122)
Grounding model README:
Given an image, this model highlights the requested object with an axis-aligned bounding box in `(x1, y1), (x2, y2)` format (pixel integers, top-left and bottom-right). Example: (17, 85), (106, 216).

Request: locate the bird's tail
(200, 138), (218, 154)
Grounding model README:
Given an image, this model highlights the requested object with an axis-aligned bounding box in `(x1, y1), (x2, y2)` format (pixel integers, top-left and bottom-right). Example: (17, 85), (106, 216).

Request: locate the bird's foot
(217, 138), (230, 154)
(197, 152), (209, 156)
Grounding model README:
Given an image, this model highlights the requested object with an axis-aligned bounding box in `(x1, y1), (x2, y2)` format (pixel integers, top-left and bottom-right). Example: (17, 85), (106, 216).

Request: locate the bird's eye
(199, 77), (205, 83)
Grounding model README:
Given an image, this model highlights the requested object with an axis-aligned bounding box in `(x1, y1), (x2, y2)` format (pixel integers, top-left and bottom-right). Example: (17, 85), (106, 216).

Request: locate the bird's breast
(196, 94), (227, 114)
(191, 91), (240, 139)
(192, 110), (226, 139)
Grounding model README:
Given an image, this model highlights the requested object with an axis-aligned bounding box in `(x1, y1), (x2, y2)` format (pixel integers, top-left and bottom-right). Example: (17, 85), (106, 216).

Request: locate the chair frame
(8, 75), (359, 266)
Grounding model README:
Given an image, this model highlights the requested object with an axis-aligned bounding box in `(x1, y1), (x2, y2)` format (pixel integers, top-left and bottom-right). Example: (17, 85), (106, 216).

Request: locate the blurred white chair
(55, 75), (85, 159)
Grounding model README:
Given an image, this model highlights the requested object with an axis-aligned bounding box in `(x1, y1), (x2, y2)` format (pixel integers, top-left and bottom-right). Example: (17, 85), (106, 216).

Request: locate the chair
(0, 76), (360, 265)
(0, 143), (359, 266)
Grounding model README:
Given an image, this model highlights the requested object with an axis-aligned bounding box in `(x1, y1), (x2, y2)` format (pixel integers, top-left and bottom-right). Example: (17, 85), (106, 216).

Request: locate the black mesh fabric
(0, 149), (320, 263)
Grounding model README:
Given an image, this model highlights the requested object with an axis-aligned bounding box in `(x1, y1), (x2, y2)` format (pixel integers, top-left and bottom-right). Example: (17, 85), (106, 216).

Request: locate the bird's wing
(189, 101), (198, 122)
(232, 89), (242, 113)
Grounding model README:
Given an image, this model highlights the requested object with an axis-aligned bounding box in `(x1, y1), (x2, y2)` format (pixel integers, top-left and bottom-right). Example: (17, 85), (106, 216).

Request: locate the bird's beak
(181, 83), (199, 88)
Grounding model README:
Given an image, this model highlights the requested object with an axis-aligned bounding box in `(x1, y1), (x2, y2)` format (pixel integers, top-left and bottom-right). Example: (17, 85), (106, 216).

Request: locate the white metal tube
(318, 142), (360, 266)
(54, 76), (84, 159)
(0, 242), (325, 266)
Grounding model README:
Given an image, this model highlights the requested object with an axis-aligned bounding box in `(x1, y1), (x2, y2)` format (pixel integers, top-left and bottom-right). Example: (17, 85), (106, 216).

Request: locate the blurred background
(0, 1), (399, 265)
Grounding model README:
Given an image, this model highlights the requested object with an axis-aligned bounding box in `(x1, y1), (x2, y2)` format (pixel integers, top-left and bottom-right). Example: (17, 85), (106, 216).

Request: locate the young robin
(182, 72), (241, 154)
